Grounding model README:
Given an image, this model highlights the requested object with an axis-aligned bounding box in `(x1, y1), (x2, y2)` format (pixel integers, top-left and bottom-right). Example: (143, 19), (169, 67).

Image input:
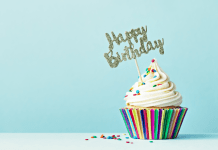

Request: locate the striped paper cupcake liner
(119, 107), (188, 140)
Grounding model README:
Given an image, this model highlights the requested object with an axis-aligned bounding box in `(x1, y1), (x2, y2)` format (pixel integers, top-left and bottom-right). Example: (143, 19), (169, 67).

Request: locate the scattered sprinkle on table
(150, 141), (153, 143)
(125, 137), (129, 139)
(85, 139), (88, 140)
(126, 141), (129, 143)
(123, 134), (126, 135)
(117, 135), (120, 137)
(131, 142), (133, 144)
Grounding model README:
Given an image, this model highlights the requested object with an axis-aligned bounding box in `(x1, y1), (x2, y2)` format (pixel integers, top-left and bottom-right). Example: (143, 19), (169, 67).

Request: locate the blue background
(0, 0), (217, 133)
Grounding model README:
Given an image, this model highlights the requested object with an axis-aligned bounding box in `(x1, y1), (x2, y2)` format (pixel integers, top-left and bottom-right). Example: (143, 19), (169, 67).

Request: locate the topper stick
(134, 58), (143, 83)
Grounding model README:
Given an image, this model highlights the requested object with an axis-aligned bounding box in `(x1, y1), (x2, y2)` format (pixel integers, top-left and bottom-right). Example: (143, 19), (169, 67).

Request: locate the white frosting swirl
(124, 58), (182, 107)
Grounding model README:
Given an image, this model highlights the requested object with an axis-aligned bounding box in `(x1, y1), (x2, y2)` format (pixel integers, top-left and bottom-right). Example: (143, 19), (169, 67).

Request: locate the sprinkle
(153, 76), (157, 78)
(85, 139), (88, 140)
(123, 134), (126, 135)
(131, 142), (133, 144)
(153, 85), (157, 87)
(147, 71), (150, 74)
(148, 68), (151, 71)
(151, 59), (155, 62)
(126, 141), (130, 143)
(112, 135), (115, 137)
(137, 93), (140, 95)
(93, 136), (97, 138)
(100, 134), (104, 138)
(125, 95), (128, 97)
(117, 135), (120, 137)
(143, 75), (147, 78)
(146, 68), (148, 71)
(142, 82), (145, 85)
(91, 136), (94, 138)
(103, 137), (106, 139)
(133, 94), (137, 96)
(107, 136), (112, 139)
(133, 136), (138, 139)
(158, 84), (162, 86)
(151, 69), (156, 72)
(125, 137), (129, 139)
(129, 90), (132, 92)
(149, 141), (153, 143)
(118, 139), (122, 141)
(114, 138), (117, 140)
(136, 90), (140, 94)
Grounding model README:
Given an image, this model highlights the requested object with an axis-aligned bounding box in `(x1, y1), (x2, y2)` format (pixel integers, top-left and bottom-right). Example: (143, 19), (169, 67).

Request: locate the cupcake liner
(119, 107), (188, 140)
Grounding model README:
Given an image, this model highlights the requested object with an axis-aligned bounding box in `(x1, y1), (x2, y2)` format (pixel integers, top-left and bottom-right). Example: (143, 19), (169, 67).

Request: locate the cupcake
(119, 58), (188, 140)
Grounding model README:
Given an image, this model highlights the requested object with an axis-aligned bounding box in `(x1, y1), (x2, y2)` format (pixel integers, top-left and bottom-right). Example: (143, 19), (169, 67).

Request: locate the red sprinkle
(131, 142), (133, 144)
(125, 95), (128, 97)
(85, 139), (88, 140)
(133, 94), (137, 96)
(158, 84), (162, 86)
(117, 135), (120, 137)
(126, 141), (130, 143)
(151, 59), (155, 62)
(151, 69), (155, 72)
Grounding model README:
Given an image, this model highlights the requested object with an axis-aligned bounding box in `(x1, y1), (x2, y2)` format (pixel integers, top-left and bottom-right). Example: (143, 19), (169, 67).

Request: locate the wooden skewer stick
(134, 58), (143, 83)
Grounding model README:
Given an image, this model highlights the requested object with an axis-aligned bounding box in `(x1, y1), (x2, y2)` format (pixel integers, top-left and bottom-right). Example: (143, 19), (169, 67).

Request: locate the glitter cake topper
(104, 26), (164, 68)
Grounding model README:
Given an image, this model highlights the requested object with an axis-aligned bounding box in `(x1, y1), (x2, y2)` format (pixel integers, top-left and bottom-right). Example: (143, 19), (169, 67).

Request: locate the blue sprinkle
(153, 69), (156, 72)
(107, 136), (112, 139)
(125, 137), (129, 139)
(143, 75), (147, 78)
(136, 90), (140, 94)
(142, 82), (145, 85)
(133, 136), (138, 139)
(153, 76), (157, 78)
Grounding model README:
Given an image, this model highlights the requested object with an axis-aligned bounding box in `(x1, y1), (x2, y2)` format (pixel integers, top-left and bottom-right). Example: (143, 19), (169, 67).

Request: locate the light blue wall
(0, 0), (217, 133)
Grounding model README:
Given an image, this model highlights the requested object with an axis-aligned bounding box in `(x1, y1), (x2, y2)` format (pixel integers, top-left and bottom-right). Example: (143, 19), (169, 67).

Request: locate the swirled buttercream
(124, 58), (182, 107)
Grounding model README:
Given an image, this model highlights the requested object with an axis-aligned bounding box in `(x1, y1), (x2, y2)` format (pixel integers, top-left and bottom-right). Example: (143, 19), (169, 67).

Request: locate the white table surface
(0, 133), (217, 150)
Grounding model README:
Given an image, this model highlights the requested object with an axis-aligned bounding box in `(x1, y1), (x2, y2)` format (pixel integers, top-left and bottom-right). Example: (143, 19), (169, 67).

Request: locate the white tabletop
(0, 133), (217, 150)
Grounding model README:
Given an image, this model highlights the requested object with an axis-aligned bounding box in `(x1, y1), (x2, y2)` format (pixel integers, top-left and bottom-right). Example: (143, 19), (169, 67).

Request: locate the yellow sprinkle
(123, 134), (126, 135)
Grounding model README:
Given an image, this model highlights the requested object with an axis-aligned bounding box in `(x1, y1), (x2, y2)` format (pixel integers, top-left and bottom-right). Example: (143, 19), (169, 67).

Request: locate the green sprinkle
(93, 136), (97, 138)
(153, 85), (157, 87)
(147, 71), (150, 74)
(118, 139), (122, 140)
(146, 68), (148, 71)
(149, 141), (153, 143)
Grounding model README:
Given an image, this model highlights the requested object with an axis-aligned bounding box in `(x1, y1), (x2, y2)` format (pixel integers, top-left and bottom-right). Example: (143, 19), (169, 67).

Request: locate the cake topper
(104, 25), (164, 83)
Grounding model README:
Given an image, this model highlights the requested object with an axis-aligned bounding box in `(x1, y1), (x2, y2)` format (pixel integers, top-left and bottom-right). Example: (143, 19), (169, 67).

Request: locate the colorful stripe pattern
(119, 107), (188, 139)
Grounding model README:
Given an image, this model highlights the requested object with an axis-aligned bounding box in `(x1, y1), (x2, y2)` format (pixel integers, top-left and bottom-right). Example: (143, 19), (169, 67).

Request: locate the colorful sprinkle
(146, 68), (148, 71)
(91, 136), (94, 138)
(100, 134), (104, 138)
(137, 93), (140, 95)
(118, 139), (122, 141)
(133, 136), (138, 139)
(123, 134), (126, 135)
(153, 85), (157, 87)
(85, 139), (88, 140)
(143, 74), (147, 78)
(149, 141), (153, 143)
(151, 69), (156, 72)
(151, 59), (155, 62)
(112, 135), (115, 137)
(136, 90), (140, 94)
(93, 136), (97, 138)
(131, 142), (133, 144)
(158, 84), (162, 86)
(125, 95), (128, 97)
(117, 135), (120, 137)
(148, 68), (151, 71)
(107, 136), (112, 139)
(153, 75), (157, 78)
(125, 137), (129, 139)
(142, 82), (145, 85)
(126, 141), (130, 143)
(133, 94), (137, 96)
(147, 71), (150, 74)
(103, 137), (106, 139)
